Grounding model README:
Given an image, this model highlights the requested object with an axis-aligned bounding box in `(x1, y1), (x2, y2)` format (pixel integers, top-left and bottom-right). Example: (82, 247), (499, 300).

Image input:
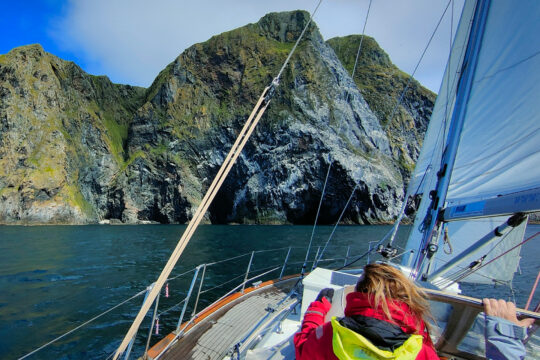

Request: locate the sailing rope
(434, 231), (540, 289)
(384, 0), (452, 130)
(433, 255), (486, 288)
(112, 2), (323, 358)
(474, 231), (540, 274)
(385, 0), (456, 248)
(443, 226), (453, 254)
(525, 270), (540, 310)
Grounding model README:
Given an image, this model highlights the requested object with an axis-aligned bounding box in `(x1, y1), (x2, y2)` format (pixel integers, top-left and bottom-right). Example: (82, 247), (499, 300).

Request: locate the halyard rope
(112, 2), (324, 357)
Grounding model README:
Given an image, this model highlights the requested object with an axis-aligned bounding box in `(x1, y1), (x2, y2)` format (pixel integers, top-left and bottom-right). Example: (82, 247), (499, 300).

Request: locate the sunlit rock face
(0, 44), (144, 224)
(0, 11), (434, 225)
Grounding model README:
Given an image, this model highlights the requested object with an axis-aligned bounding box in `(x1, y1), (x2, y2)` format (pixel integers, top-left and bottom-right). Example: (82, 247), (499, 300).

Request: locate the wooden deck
(149, 277), (298, 360)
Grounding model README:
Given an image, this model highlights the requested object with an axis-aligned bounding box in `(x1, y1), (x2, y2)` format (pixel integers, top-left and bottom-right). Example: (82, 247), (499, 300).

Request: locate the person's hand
(316, 288), (334, 304)
(483, 298), (535, 328)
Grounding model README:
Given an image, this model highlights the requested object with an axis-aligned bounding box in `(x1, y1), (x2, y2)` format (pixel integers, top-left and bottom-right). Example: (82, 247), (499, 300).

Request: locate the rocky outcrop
(327, 35), (436, 182)
(0, 11), (435, 225)
(120, 11), (403, 224)
(0, 44), (145, 224)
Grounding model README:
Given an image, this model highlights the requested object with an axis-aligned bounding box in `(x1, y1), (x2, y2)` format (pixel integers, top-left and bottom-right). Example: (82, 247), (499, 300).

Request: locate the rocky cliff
(0, 44), (145, 223)
(327, 35), (436, 181)
(0, 11), (435, 225)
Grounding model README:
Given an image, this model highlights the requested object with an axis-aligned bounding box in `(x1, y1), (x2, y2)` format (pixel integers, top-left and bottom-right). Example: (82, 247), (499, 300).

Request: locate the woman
(294, 263), (439, 359)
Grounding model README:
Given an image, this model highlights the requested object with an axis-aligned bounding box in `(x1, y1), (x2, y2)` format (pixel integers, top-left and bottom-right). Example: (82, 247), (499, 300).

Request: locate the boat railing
(136, 244), (361, 359)
(19, 243), (376, 360)
(27, 238), (533, 360)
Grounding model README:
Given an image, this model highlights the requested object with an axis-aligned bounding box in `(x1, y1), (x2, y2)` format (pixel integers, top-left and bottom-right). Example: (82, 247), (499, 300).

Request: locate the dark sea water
(0, 224), (538, 359)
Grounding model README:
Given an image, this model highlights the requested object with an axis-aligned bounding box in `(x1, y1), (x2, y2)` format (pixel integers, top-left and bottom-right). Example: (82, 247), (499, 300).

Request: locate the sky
(0, 0), (464, 92)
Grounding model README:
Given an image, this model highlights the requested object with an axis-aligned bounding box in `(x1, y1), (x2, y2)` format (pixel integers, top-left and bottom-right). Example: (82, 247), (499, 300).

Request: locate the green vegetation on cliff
(0, 44), (145, 223)
(327, 35), (436, 179)
(0, 12), (435, 225)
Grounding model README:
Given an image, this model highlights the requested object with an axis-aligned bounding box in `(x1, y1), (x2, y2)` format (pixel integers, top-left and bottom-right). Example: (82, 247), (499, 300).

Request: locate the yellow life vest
(331, 317), (423, 360)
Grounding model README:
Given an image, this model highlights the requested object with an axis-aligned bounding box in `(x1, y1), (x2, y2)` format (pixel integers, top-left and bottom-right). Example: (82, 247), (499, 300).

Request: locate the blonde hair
(355, 263), (433, 333)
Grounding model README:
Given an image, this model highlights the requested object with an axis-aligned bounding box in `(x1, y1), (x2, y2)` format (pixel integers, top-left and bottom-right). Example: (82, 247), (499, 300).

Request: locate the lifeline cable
(336, 226), (396, 271)
(19, 290), (146, 360)
(384, 0), (452, 130)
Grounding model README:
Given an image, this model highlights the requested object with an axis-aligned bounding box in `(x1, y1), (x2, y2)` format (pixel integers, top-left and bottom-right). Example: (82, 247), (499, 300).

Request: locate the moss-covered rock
(123, 11), (403, 225)
(0, 12), (434, 225)
(327, 35), (435, 183)
(0, 44), (145, 223)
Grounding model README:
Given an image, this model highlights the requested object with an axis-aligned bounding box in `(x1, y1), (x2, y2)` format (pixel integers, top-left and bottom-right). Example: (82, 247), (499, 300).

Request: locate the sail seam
(450, 148), (540, 187)
(473, 49), (540, 84)
(452, 127), (540, 170)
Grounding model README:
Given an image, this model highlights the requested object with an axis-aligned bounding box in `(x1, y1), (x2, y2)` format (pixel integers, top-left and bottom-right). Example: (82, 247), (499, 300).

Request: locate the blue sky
(1, 1), (79, 65)
(0, 0), (463, 92)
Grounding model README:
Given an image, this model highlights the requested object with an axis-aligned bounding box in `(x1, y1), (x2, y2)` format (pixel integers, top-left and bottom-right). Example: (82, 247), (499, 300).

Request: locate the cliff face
(0, 44), (145, 223)
(327, 35), (436, 181)
(120, 11), (402, 224)
(0, 11), (435, 225)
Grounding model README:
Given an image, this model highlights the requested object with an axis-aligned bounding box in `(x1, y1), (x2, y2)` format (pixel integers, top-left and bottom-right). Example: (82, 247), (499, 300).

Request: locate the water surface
(0, 225), (538, 359)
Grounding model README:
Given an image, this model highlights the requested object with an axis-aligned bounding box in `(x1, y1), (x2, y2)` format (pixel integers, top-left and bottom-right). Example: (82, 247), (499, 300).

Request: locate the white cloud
(51, 0), (463, 92)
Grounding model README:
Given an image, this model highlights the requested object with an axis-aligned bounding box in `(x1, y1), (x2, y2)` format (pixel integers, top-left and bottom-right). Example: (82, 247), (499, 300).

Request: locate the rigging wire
(305, 0), (372, 270)
(383, 0), (457, 249)
(274, 0), (323, 84)
(433, 230), (540, 288)
(336, 226), (396, 271)
(474, 231), (540, 273)
(351, 0), (373, 80)
(315, 183), (358, 266)
(302, 157), (332, 276)
(384, 0), (452, 130)
(112, 3), (325, 357)
(413, 0), (495, 276)
(431, 255), (508, 285)
(19, 289), (147, 360)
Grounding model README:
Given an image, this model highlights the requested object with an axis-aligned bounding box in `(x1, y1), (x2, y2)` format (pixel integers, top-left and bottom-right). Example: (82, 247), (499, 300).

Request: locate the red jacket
(294, 292), (439, 360)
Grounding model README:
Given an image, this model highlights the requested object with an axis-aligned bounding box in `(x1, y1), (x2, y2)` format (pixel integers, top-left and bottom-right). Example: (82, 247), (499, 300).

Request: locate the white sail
(403, 0), (477, 263)
(430, 216), (525, 285)
(446, 0), (540, 204)
(404, 0), (539, 284)
(406, 0), (476, 195)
